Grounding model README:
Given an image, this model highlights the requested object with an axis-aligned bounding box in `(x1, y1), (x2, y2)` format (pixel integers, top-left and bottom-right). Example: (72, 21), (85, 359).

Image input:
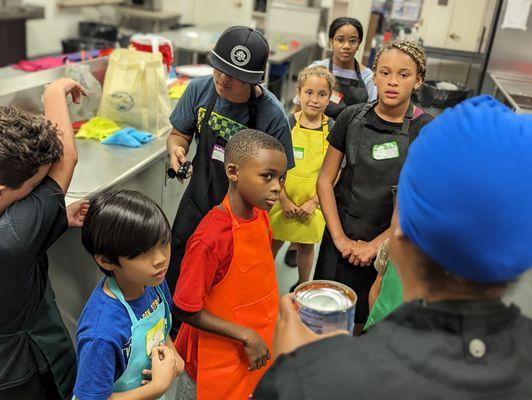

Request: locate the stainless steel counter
(50, 136), (193, 341)
(489, 72), (532, 114)
(0, 57), (189, 340)
(65, 136), (168, 206)
(0, 5), (45, 21)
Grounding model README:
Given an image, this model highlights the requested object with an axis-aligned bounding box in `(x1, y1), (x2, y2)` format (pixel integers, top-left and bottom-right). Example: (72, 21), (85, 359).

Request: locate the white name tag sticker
(329, 90), (344, 105)
(212, 143), (225, 163)
(293, 146), (304, 160)
(372, 141), (399, 160)
(146, 318), (165, 356)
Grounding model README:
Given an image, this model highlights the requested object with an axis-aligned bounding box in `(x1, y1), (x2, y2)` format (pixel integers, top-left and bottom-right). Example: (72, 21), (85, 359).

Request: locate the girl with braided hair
(313, 40), (433, 334)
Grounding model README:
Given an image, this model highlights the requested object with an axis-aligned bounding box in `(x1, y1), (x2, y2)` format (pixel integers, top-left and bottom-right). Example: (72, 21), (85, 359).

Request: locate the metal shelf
(57, 0), (124, 7)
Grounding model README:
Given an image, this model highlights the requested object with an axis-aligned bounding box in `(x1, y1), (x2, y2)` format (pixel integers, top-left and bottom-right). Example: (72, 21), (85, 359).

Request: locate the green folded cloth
(364, 260), (403, 331)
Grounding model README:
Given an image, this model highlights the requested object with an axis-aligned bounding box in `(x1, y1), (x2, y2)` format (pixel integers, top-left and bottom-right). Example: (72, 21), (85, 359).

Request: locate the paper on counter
(502, 0), (531, 30)
(175, 64), (214, 78)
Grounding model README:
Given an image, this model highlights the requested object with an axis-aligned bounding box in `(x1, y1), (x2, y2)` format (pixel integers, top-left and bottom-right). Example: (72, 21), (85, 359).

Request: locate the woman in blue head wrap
(254, 96), (532, 399)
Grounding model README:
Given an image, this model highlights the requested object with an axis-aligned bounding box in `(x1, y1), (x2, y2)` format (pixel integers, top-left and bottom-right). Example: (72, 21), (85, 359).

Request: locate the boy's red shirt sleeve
(173, 239), (220, 312)
(173, 207), (234, 311)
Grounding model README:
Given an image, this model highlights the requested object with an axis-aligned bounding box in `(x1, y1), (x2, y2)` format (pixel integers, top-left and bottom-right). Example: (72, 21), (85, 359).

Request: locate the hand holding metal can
(294, 280), (357, 335)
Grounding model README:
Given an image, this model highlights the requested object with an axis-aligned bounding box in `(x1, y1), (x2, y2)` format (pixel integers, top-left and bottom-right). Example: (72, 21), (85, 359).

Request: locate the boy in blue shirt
(74, 190), (183, 400)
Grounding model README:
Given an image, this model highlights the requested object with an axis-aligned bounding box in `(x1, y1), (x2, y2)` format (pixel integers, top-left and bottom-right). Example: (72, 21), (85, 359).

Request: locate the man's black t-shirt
(0, 177), (67, 329)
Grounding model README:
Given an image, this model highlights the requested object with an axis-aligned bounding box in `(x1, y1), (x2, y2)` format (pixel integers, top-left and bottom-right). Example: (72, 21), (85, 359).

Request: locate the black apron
(324, 58), (369, 120)
(315, 101), (414, 323)
(0, 279), (76, 399)
(166, 85), (258, 295)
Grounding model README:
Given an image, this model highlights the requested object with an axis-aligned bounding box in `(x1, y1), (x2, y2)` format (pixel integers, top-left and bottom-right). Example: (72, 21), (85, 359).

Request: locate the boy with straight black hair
(173, 129), (287, 400)
(0, 78), (86, 399)
(75, 190), (183, 400)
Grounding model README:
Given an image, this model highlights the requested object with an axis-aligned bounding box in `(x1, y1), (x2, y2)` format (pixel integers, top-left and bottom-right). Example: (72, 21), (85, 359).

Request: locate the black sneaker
(284, 249), (297, 267)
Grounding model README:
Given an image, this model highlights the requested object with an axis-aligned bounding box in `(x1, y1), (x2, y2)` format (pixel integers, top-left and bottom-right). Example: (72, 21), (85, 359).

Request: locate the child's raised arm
(43, 78), (86, 194)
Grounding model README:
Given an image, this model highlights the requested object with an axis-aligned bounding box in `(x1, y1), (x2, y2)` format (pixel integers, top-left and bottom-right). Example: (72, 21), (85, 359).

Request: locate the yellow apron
(270, 114), (329, 244)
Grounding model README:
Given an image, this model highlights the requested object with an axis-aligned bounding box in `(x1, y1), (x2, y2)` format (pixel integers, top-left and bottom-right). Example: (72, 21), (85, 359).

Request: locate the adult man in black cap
(166, 27), (294, 307)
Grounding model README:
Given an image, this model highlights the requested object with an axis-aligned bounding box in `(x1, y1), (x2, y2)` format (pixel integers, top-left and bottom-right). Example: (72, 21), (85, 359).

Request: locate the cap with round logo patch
(208, 26), (269, 84)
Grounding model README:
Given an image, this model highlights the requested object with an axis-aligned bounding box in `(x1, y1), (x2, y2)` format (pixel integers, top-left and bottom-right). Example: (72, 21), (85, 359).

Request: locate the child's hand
(354, 240), (378, 266)
(242, 329), (271, 371)
(148, 346), (178, 395)
(141, 348), (183, 385)
(297, 198), (318, 220)
(66, 199), (89, 227)
(280, 197), (299, 219)
(46, 78), (87, 104)
(333, 235), (359, 261)
(169, 145), (191, 184)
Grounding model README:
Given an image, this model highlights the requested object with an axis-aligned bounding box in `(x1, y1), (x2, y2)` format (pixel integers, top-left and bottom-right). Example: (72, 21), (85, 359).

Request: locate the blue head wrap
(398, 95), (532, 282)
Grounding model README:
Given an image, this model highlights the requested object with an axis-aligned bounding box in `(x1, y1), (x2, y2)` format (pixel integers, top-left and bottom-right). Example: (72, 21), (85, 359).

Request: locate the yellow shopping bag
(98, 48), (171, 137)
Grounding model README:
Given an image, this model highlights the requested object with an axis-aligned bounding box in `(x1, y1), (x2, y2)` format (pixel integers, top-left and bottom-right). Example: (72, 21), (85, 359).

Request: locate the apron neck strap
(294, 112), (329, 130)
(107, 277), (138, 323)
(221, 195), (238, 227)
(356, 101), (413, 136)
(400, 103), (415, 136)
(356, 100), (378, 120)
(328, 58), (364, 83)
(200, 86), (219, 132)
(353, 59), (363, 82)
(247, 85), (258, 129)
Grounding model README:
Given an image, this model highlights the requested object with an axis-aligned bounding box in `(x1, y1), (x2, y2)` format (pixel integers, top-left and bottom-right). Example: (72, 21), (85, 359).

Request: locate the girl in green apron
(270, 66), (335, 290)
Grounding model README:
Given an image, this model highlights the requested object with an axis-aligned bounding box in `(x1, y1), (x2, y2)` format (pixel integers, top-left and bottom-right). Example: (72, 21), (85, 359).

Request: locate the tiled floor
(274, 241), (320, 295)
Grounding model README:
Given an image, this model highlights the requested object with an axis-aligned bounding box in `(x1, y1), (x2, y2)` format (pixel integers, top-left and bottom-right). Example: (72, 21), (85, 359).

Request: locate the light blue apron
(108, 277), (172, 398)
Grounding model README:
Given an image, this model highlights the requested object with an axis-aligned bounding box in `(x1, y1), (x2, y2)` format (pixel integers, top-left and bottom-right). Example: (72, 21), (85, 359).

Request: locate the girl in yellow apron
(270, 66), (335, 290)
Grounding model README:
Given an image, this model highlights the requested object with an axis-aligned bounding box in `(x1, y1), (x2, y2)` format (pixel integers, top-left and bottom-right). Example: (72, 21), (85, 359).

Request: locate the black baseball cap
(208, 26), (269, 84)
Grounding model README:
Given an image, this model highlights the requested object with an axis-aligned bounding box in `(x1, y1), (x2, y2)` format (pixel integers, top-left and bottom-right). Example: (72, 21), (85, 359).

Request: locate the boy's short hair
(81, 190), (171, 276)
(225, 129), (285, 167)
(0, 106), (63, 189)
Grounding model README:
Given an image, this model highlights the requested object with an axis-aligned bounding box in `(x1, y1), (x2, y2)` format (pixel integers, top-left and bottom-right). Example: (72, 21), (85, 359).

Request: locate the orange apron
(193, 195), (279, 400)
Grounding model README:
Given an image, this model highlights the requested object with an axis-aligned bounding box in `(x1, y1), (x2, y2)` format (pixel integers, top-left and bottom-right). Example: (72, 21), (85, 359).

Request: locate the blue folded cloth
(102, 127), (154, 148)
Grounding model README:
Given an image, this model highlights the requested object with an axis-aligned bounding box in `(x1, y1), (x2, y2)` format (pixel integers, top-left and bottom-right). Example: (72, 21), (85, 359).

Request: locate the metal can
(294, 280), (357, 335)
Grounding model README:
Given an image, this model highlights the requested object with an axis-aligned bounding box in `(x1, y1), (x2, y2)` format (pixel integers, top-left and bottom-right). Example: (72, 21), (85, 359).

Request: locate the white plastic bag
(97, 48), (171, 137)
(65, 62), (102, 122)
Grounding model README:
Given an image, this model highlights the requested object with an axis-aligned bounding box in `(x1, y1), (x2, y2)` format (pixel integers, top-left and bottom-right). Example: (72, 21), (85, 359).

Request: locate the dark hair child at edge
(0, 78), (86, 400)
(172, 129), (287, 400)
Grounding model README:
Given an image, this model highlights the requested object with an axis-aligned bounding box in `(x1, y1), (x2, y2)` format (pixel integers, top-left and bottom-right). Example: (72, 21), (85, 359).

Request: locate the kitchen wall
(24, 0), (84, 57)
(22, 0), (195, 58)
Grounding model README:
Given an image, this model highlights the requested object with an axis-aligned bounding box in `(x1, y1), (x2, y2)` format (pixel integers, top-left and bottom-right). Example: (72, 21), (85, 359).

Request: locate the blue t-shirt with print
(73, 279), (172, 400)
(169, 75), (295, 169)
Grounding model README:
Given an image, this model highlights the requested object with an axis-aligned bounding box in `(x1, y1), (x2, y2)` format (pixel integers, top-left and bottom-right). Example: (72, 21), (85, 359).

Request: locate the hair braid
(373, 40), (427, 80)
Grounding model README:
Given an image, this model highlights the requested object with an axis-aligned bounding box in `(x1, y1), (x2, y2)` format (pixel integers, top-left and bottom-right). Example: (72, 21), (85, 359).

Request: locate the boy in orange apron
(173, 129), (288, 400)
